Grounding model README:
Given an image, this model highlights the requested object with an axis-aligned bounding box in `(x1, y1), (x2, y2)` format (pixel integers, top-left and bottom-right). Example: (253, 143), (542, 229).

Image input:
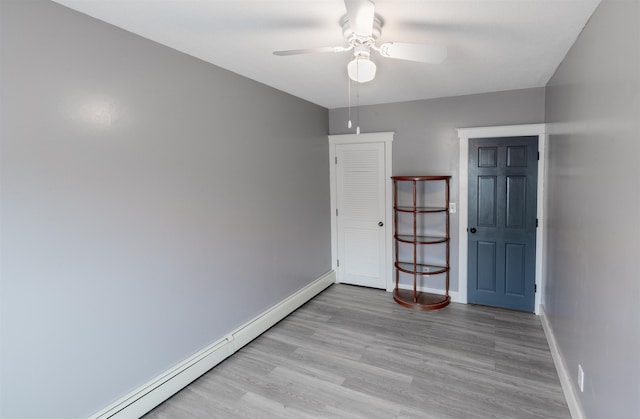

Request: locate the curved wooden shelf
(395, 234), (448, 245)
(393, 289), (451, 311)
(395, 262), (448, 275)
(395, 206), (447, 213)
(392, 175), (450, 181)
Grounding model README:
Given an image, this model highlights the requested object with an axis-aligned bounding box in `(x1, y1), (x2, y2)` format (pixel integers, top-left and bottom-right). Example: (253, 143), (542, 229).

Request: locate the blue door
(468, 136), (538, 312)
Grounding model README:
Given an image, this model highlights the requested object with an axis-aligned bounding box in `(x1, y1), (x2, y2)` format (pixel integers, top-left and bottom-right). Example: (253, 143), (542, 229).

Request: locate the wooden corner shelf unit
(392, 175), (451, 310)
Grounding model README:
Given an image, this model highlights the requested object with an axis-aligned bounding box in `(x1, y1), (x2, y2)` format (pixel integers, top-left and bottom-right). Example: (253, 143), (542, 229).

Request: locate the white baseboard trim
(90, 270), (336, 419)
(395, 283), (463, 304)
(540, 304), (585, 419)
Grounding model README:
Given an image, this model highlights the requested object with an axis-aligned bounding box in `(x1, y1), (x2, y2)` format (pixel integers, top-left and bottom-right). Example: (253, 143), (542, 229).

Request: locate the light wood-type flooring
(145, 284), (569, 419)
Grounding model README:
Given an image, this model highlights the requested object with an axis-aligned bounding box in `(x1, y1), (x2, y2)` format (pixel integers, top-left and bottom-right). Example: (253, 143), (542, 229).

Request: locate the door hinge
(337, 259), (339, 267)
(537, 152), (540, 160)
(335, 156), (337, 164)
(536, 218), (539, 228)
(535, 284), (537, 293)
(336, 208), (338, 216)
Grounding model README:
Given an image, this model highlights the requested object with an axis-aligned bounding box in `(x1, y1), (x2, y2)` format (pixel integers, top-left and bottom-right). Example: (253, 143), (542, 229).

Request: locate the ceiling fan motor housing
(352, 44), (371, 59)
(341, 15), (383, 43)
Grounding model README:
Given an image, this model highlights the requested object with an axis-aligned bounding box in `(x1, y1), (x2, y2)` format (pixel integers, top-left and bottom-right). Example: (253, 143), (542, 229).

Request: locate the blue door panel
(505, 243), (526, 296)
(506, 145), (528, 167)
(506, 176), (527, 228)
(476, 241), (497, 292)
(479, 147), (498, 167)
(478, 176), (497, 227)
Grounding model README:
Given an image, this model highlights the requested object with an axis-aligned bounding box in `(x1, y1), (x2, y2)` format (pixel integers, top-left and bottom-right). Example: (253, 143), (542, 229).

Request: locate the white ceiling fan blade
(273, 46), (351, 56)
(378, 42), (447, 64)
(344, 0), (375, 37)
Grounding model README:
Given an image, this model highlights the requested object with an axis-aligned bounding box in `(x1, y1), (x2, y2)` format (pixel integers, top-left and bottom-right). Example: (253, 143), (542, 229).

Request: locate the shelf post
(412, 179), (418, 303)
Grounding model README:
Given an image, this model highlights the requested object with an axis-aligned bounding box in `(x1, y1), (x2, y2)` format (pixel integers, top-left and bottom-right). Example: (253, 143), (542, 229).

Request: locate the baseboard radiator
(90, 271), (336, 419)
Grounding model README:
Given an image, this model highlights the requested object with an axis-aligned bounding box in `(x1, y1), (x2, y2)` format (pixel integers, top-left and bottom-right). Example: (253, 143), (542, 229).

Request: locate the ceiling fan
(273, 0), (447, 83)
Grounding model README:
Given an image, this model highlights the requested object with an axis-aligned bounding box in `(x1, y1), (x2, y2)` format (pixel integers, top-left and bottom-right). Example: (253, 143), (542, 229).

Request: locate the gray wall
(330, 88), (545, 291)
(0, 1), (330, 418)
(544, 1), (640, 418)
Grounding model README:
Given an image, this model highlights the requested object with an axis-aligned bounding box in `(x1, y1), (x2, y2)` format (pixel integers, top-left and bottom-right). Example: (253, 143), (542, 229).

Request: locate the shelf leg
(413, 180), (418, 303)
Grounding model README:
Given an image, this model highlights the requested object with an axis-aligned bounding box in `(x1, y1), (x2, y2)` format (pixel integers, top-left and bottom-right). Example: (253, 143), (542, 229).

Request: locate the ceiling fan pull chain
(356, 81), (361, 135)
(348, 77), (352, 129)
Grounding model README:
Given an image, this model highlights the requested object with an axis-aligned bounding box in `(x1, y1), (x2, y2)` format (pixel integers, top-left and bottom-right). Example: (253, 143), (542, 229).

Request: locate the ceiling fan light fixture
(347, 57), (376, 83)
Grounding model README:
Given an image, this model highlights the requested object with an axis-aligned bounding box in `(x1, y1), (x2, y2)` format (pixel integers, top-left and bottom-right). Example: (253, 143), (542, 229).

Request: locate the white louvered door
(336, 142), (387, 289)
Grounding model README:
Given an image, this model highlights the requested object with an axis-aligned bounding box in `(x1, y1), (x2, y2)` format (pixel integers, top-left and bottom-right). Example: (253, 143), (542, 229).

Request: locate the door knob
(469, 227), (477, 234)
(378, 222), (384, 227)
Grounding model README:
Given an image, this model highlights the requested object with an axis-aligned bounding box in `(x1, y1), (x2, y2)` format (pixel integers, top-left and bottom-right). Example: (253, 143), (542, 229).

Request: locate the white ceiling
(53, 0), (600, 109)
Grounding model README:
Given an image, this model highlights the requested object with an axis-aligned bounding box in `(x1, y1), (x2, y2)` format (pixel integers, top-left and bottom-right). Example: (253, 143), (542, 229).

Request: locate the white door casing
(457, 124), (547, 314)
(329, 132), (394, 291)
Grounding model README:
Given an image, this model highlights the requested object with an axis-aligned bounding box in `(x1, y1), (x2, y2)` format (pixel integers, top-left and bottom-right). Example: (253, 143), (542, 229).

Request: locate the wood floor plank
(144, 284), (570, 418)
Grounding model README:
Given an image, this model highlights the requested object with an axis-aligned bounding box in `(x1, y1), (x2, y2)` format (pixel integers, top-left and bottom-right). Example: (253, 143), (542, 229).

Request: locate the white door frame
(328, 132), (394, 291)
(457, 124), (547, 314)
